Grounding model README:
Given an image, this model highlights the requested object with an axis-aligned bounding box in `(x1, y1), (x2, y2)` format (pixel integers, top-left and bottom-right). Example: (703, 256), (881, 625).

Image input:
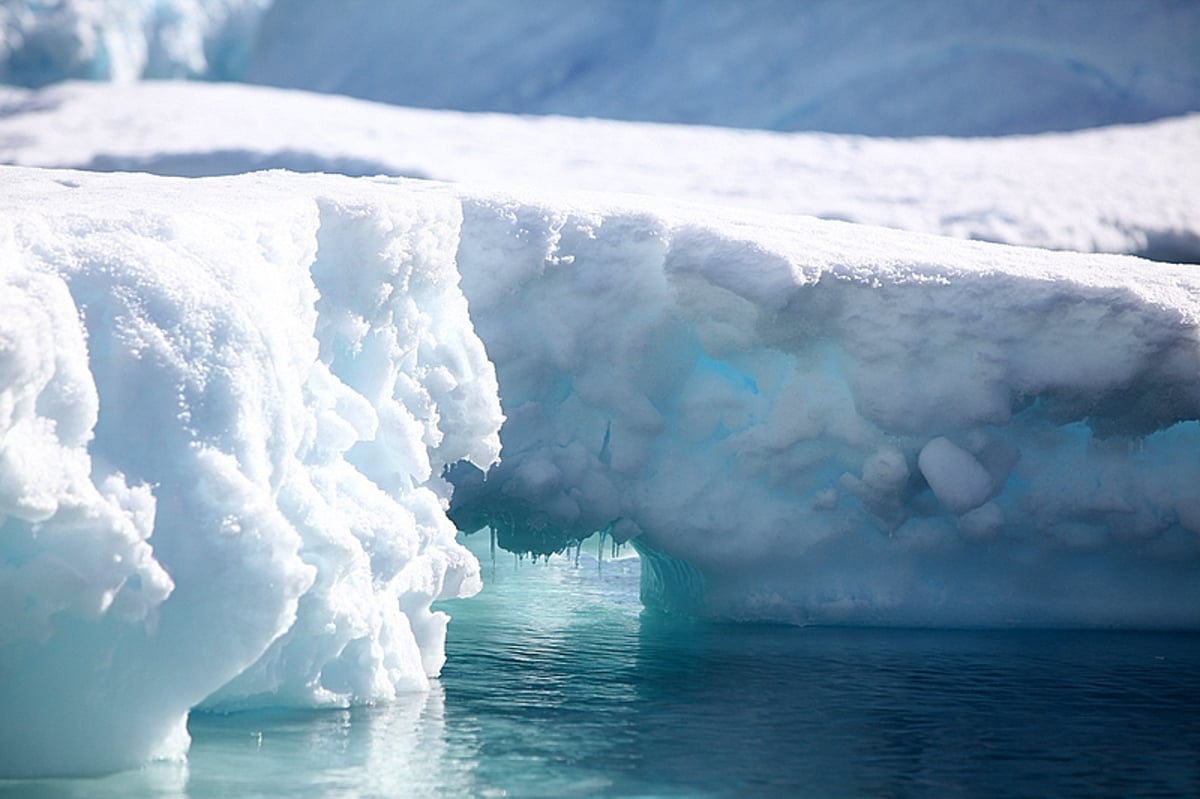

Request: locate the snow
(0, 167), (501, 776)
(1, 81), (1198, 261)
(245, 0), (1200, 135)
(4, 1), (1199, 135)
(442, 186), (1200, 633)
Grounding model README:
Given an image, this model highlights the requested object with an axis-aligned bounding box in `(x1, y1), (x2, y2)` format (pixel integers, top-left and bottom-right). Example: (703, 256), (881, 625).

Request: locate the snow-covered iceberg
(444, 188), (1200, 630)
(0, 167), (501, 776)
(2, 163), (1200, 776)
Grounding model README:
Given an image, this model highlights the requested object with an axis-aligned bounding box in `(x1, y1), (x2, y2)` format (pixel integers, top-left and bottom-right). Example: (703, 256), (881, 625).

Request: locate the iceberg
(443, 187), (1200, 630)
(4, 0), (1199, 784)
(245, 0), (1200, 135)
(0, 167), (501, 776)
(4, 165), (1199, 777)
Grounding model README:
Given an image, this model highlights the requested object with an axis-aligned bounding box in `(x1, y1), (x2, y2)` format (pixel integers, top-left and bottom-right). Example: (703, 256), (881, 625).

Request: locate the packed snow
(0, 167), (501, 776)
(1, 81), (1198, 261)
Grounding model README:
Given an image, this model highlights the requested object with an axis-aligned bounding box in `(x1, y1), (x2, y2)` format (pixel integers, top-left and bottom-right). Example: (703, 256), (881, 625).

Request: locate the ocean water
(5, 533), (1199, 798)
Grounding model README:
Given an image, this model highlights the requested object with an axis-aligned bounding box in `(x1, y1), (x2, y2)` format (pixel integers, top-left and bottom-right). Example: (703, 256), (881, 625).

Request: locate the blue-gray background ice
(3, 0), (1199, 136)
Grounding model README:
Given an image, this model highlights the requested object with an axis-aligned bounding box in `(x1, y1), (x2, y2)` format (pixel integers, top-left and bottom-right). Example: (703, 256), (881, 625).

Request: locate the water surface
(5, 535), (1199, 798)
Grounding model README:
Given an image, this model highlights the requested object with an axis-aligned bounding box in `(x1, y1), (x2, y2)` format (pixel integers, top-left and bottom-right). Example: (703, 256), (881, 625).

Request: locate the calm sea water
(6, 534), (1200, 798)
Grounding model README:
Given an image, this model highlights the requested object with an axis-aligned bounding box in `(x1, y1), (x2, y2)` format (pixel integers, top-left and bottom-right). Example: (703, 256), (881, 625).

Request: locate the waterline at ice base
(2, 166), (1199, 777)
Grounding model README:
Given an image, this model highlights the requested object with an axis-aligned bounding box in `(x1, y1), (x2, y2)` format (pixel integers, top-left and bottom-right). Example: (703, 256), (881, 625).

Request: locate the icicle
(489, 525), (497, 581)
(596, 525), (604, 574)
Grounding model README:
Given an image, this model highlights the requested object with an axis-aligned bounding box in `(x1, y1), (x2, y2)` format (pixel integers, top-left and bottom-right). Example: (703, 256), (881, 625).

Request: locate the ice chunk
(0, 167), (501, 776)
(918, 437), (994, 515)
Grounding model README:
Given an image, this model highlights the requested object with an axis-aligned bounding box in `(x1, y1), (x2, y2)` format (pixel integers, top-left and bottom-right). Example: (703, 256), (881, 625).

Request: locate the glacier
(2, 164), (1199, 777)
(0, 0), (269, 86)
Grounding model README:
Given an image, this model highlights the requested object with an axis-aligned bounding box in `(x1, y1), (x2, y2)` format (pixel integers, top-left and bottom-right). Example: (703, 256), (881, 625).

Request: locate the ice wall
(3, 165), (1199, 776)
(445, 189), (1200, 629)
(0, 167), (501, 776)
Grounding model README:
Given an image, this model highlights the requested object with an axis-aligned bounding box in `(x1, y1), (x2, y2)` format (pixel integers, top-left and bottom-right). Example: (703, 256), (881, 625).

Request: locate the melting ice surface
(2, 164), (1199, 778)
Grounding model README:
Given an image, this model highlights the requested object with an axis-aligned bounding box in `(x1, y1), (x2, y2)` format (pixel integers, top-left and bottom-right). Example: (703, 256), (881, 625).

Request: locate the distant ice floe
(1, 81), (1198, 262)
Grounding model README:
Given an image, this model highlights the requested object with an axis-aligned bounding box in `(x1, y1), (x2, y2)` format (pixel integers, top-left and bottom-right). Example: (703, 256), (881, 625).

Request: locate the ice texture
(442, 188), (1200, 629)
(0, 0), (269, 85)
(0, 167), (501, 776)
(246, 0), (1200, 135)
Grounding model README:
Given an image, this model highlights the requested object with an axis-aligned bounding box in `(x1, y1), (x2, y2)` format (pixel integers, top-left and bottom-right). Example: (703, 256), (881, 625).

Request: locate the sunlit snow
(1, 81), (1198, 261)
(0, 168), (501, 775)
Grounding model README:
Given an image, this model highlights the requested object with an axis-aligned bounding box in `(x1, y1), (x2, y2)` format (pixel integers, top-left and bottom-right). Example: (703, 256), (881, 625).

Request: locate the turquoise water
(5, 534), (1200, 798)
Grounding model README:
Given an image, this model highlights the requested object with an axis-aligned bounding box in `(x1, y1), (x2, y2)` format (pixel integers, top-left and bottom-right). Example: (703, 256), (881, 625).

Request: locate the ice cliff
(0, 168), (501, 775)
(444, 189), (1200, 629)
(2, 165), (1199, 776)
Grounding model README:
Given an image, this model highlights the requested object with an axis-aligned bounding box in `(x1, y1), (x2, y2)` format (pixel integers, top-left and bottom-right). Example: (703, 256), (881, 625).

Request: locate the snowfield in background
(1, 81), (1198, 261)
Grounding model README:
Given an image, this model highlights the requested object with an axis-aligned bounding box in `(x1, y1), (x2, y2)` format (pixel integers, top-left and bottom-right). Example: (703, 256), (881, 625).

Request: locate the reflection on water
(4, 534), (1199, 798)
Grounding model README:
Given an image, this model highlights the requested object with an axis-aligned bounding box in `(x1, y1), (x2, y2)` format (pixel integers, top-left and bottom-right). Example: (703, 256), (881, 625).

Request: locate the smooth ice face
(445, 189), (1200, 629)
(0, 168), (501, 776)
(246, 0), (1200, 135)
